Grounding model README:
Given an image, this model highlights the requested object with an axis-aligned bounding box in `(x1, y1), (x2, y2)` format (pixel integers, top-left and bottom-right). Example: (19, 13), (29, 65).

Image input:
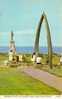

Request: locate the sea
(0, 47), (62, 55)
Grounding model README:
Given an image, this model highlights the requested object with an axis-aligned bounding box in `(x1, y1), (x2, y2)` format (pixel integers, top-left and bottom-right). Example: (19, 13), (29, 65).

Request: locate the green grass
(0, 67), (61, 95)
(48, 66), (62, 77)
(0, 53), (8, 61)
(0, 53), (62, 95)
(36, 65), (62, 77)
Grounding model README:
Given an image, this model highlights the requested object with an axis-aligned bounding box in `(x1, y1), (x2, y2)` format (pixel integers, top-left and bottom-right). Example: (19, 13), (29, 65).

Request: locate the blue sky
(0, 0), (62, 47)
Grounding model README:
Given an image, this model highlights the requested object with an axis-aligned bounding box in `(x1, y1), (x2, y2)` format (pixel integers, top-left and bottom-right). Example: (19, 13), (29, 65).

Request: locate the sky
(0, 0), (62, 47)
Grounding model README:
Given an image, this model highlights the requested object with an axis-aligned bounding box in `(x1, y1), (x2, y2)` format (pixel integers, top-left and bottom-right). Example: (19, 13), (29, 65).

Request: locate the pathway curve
(20, 66), (62, 92)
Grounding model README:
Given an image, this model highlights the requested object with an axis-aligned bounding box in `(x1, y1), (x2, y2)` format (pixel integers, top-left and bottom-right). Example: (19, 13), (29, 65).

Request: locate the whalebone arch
(34, 12), (52, 68)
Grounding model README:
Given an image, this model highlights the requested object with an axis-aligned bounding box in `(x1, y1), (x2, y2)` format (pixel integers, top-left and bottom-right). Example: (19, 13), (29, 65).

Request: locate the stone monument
(9, 31), (16, 61)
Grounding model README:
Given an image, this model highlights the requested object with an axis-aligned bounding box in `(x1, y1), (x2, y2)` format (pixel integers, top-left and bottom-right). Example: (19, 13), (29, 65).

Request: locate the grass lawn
(35, 64), (62, 77)
(43, 66), (62, 77)
(0, 67), (61, 95)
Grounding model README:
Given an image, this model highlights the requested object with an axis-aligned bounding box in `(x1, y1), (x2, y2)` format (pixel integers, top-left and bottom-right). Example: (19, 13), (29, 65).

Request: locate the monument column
(9, 31), (16, 54)
(9, 31), (16, 61)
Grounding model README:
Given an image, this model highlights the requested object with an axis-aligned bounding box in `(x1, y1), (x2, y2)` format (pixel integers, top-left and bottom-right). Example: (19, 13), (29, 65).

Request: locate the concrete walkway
(21, 67), (62, 92)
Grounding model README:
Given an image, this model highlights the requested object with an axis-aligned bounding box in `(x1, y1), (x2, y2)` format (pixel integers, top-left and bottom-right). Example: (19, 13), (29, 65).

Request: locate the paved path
(21, 67), (62, 92)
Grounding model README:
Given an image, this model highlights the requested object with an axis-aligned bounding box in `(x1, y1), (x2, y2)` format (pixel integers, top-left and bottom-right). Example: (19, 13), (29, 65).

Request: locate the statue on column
(9, 31), (16, 61)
